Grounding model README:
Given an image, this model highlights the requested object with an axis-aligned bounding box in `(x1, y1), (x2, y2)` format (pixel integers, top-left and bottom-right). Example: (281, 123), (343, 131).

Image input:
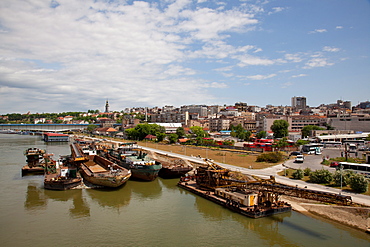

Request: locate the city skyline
(1, 0), (369, 114)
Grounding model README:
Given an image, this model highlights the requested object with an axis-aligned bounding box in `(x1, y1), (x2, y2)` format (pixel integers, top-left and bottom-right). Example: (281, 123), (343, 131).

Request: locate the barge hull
(178, 181), (291, 218)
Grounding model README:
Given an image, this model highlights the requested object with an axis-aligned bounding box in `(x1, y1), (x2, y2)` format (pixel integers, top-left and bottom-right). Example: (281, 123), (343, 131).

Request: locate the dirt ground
(138, 141), (279, 169)
(281, 196), (370, 232)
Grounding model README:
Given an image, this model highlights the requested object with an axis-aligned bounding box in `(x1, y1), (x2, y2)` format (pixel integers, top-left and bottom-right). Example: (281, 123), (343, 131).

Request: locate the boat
(104, 143), (162, 181)
(21, 148), (46, 176)
(79, 155), (131, 188)
(177, 159), (291, 218)
(44, 155), (82, 190)
(158, 157), (193, 179)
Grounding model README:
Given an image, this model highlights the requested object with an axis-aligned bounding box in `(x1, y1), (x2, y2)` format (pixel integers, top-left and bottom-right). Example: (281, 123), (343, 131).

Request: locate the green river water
(0, 134), (369, 247)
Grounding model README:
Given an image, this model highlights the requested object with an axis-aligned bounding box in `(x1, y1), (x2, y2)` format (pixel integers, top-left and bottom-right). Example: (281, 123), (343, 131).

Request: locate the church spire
(105, 100), (110, 113)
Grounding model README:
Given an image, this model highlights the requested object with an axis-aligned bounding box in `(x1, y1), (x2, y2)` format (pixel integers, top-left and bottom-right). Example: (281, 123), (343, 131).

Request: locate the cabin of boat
(21, 148), (46, 176)
(106, 143), (162, 181)
(44, 156), (82, 190)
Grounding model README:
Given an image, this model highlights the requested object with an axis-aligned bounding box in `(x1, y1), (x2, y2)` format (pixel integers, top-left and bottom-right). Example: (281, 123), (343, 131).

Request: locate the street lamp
(338, 164), (343, 195)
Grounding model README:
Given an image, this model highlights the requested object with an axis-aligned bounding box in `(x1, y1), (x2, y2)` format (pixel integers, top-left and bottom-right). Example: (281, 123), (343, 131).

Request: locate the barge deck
(178, 179), (291, 218)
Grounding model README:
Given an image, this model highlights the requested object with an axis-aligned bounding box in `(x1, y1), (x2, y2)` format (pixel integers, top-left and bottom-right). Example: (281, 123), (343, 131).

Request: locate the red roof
(43, 133), (69, 136)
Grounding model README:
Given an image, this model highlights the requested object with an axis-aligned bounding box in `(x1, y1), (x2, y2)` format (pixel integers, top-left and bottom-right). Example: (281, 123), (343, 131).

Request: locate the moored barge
(178, 159), (291, 218)
(79, 155), (131, 188)
(178, 178), (291, 218)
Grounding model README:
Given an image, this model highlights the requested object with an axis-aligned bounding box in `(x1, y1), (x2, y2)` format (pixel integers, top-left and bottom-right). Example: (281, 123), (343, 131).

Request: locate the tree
(256, 131), (267, 139)
(365, 134), (370, 142)
(296, 139), (310, 146)
(87, 124), (98, 132)
(301, 125), (325, 138)
(292, 169), (304, 179)
(348, 173), (368, 193)
(190, 126), (208, 138)
(168, 133), (179, 144)
(125, 123), (165, 140)
(271, 120), (289, 138)
(273, 137), (289, 150)
(309, 169), (332, 184)
(176, 127), (185, 138)
(230, 124), (250, 141)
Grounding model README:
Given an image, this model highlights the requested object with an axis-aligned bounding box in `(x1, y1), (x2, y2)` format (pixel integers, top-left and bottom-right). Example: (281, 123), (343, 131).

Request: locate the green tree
(271, 120), (289, 138)
(309, 169), (332, 184)
(365, 134), (370, 141)
(230, 124), (250, 141)
(332, 170), (353, 187)
(273, 137), (289, 150)
(303, 167), (311, 176)
(296, 139), (310, 146)
(292, 169), (304, 179)
(301, 125), (325, 138)
(256, 131), (267, 139)
(168, 133), (179, 144)
(348, 173), (368, 193)
(190, 126), (208, 138)
(87, 124), (98, 132)
(176, 127), (185, 138)
(125, 123), (165, 141)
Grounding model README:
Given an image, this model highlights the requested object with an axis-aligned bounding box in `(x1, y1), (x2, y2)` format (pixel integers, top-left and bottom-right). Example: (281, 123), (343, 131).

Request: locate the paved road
(140, 145), (370, 206)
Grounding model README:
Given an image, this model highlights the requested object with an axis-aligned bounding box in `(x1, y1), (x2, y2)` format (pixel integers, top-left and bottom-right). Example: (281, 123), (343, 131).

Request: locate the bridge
(0, 124), (90, 132)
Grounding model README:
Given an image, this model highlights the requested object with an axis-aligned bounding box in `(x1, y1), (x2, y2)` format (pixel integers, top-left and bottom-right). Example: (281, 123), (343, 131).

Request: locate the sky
(0, 0), (369, 114)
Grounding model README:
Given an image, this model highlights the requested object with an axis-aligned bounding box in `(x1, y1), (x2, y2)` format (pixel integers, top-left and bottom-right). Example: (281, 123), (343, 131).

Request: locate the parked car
(330, 161), (339, 167)
(290, 151), (301, 156)
(295, 155), (304, 163)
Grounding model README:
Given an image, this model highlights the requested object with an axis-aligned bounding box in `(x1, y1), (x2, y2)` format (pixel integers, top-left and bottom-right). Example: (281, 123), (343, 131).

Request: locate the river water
(0, 134), (369, 247)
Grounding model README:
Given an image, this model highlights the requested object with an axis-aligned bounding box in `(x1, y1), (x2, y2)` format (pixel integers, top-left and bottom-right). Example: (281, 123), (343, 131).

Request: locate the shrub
(292, 169), (304, 179)
(256, 152), (283, 163)
(332, 170), (354, 187)
(309, 169), (333, 184)
(303, 168), (311, 176)
(348, 174), (369, 193)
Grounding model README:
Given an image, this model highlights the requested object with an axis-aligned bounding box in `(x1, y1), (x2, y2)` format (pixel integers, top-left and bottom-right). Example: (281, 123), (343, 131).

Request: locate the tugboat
(105, 143), (162, 181)
(44, 155), (82, 190)
(21, 148), (46, 176)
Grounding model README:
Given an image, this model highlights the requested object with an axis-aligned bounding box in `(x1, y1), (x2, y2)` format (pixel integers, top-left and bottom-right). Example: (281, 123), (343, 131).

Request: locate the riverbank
(282, 196), (370, 233)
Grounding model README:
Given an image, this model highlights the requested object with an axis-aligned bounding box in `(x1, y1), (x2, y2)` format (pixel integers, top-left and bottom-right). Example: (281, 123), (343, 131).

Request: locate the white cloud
(303, 58), (333, 69)
(323, 46), (340, 52)
(291, 74), (307, 78)
(268, 7), (286, 15)
(281, 82), (293, 88)
(201, 82), (228, 88)
(284, 53), (303, 63)
(336, 26), (343, 29)
(246, 74), (277, 80)
(0, 0), (263, 112)
(308, 29), (327, 34)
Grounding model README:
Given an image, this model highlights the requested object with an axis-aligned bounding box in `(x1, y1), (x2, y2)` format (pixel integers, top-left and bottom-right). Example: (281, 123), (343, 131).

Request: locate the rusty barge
(178, 159), (291, 218)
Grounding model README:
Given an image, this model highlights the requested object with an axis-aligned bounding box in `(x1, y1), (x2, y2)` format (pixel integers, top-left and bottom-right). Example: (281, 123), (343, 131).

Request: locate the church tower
(105, 100), (110, 113)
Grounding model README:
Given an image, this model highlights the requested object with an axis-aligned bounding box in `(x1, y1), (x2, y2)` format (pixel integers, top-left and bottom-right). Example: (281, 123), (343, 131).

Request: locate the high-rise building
(291, 96), (307, 110)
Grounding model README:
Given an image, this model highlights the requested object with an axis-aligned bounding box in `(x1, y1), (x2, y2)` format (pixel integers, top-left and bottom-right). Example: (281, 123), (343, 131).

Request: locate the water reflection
(129, 179), (162, 200)
(24, 182), (91, 218)
(193, 195), (300, 246)
(86, 185), (131, 211)
(24, 182), (47, 210)
(157, 177), (180, 191)
(44, 189), (90, 218)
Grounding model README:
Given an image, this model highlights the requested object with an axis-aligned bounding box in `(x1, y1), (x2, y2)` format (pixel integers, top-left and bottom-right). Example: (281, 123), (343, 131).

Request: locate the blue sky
(0, 0), (369, 114)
